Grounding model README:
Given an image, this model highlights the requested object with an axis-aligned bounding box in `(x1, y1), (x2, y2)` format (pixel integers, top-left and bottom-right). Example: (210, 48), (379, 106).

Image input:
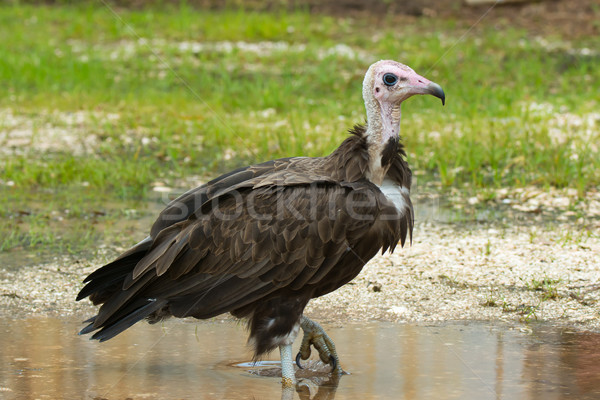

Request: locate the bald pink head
(361, 60), (445, 148)
(363, 60), (445, 107)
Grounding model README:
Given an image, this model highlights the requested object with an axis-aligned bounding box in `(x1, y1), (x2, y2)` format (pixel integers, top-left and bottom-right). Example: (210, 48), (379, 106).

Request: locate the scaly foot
(295, 316), (344, 375)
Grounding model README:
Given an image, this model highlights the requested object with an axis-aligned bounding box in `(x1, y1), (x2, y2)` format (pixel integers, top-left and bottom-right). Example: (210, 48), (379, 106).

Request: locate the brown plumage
(77, 60), (444, 364)
(77, 126), (411, 353)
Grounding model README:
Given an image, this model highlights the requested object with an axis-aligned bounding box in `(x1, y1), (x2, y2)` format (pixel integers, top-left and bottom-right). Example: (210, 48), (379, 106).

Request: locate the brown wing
(149, 156), (337, 238)
(85, 179), (404, 339)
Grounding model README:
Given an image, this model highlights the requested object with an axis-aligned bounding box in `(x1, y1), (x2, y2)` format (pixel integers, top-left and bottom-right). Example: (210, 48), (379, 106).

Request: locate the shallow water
(2, 319), (600, 399)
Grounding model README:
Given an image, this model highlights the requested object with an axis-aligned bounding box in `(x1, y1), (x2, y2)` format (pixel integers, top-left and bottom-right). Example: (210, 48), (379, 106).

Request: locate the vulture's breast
(378, 178), (411, 216)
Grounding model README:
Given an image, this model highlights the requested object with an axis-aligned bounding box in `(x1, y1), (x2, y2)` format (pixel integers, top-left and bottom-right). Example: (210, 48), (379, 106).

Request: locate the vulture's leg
(279, 343), (297, 388)
(281, 386), (295, 400)
(296, 316), (343, 375)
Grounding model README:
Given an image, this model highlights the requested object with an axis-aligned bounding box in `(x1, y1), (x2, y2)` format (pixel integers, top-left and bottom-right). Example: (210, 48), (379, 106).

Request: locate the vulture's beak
(425, 82), (445, 106)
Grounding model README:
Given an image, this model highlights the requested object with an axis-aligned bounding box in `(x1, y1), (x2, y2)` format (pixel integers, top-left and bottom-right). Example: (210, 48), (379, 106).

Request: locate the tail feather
(77, 238), (156, 341)
(81, 239), (152, 283)
(91, 271), (155, 328)
(81, 251), (143, 285)
(77, 273), (128, 303)
(77, 239), (152, 303)
(89, 299), (168, 342)
(78, 318), (97, 336)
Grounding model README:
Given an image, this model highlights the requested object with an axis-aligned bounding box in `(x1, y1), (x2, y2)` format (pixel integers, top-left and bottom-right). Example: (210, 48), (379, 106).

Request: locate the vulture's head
(363, 60), (445, 107)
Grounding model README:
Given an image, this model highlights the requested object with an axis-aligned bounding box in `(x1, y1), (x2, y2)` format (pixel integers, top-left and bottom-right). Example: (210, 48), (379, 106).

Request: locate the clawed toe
(329, 355), (337, 371)
(298, 316), (343, 375)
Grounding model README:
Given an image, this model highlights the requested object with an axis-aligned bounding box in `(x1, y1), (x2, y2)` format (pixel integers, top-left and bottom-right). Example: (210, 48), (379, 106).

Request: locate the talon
(299, 316), (344, 375)
(296, 352), (304, 369)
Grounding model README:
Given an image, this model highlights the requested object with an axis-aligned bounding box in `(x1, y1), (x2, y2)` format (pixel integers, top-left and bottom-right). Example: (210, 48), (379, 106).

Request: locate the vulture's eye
(383, 73), (398, 86)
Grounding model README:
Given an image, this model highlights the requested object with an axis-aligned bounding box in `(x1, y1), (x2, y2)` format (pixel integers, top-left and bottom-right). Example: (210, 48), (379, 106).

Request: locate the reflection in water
(2, 319), (600, 399)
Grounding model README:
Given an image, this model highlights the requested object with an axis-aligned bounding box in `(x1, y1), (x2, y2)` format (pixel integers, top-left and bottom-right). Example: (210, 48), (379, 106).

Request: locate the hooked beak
(425, 81), (445, 106)
(405, 69), (446, 106)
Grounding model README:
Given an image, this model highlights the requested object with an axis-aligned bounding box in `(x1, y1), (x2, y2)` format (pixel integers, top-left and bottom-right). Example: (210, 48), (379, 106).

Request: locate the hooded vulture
(77, 60), (445, 387)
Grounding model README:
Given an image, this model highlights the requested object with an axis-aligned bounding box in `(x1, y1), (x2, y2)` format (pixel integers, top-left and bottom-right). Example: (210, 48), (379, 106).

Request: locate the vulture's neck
(364, 99), (402, 185)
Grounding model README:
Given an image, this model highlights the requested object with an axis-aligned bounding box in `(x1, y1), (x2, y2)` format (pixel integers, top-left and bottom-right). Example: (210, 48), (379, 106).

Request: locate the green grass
(0, 188), (162, 257)
(1, 2), (599, 252)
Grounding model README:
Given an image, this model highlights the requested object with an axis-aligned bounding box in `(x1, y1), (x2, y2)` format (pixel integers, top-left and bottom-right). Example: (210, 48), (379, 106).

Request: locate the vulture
(77, 60), (445, 387)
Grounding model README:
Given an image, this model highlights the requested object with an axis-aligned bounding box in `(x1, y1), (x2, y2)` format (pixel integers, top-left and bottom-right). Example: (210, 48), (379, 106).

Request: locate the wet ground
(2, 318), (600, 399)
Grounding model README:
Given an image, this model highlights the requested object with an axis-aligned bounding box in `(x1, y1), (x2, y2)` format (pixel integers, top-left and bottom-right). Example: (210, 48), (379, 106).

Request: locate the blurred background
(1, 0), (598, 258)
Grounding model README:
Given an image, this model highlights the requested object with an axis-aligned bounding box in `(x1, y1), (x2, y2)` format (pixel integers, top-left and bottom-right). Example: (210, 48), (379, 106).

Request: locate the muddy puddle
(2, 319), (600, 399)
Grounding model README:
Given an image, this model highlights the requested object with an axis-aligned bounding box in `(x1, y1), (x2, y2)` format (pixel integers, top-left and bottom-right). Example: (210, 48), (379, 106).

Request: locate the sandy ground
(2, 189), (599, 333)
